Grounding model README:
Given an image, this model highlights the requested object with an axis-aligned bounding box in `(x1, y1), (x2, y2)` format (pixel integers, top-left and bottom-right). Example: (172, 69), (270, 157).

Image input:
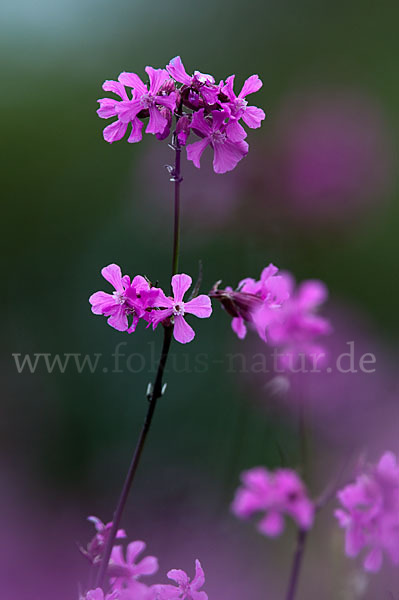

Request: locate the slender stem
(171, 110), (183, 277)
(95, 112), (184, 590)
(95, 326), (173, 589)
(285, 528), (308, 600)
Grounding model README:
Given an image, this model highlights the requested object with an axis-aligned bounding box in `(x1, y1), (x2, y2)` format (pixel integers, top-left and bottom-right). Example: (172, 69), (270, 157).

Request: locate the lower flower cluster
(335, 451), (399, 572)
(81, 518), (207, 600)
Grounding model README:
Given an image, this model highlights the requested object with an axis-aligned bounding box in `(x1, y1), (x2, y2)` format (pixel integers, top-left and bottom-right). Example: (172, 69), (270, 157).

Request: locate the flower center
(113, 291), (126, 305)
(234, 97), (248, 111)
(211, 130), (226, 144)
(173, 302), (185, 316)
(140, 93), (155, 109)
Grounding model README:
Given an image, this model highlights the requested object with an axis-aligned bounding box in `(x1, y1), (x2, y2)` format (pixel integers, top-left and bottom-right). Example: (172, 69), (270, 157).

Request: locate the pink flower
(109, 541), (159, 590)
(210, 264), (290, 342)
(232, 466), (315, 537)
(152, 559), (208, 600)
(116, 67), (177, 136)
(187, 109), (248, 174)
(151, 274), (212, 344)
(267, 275), (331, 368)
(80, 516), (126, 565)
(222, 74), (266, 129)
(97, 80), (144, 144)
(89, 264), (161, 333)
(335, 451), (399, 572)
(166, 56), (219, 107)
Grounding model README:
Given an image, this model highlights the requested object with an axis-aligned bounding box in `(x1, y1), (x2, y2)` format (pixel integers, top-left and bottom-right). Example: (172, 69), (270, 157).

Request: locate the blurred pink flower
(109, 540), (159, 589)
(152, 559), (208, 600)
(267, 274), (332, 368)
(335, 451), (399, 572)
(232, 466), (314, 537)
(80, 516), (126, 565)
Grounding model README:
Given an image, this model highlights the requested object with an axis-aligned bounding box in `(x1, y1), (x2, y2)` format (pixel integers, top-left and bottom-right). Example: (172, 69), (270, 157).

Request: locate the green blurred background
(2, 0), (399, 598)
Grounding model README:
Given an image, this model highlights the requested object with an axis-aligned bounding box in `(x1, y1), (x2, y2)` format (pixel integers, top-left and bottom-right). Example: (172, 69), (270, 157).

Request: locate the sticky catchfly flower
(150, 274), (212, 344)
(187, 109), (248, 174)
(108, 540), (158, 590)
(152, 559), (208, 600)
(267, 275), (331, 368)
(89, 264), (161, 333)
(335, 451), (399, 572)
(232, 466), (315, 537)
(80, 516), (126, 565)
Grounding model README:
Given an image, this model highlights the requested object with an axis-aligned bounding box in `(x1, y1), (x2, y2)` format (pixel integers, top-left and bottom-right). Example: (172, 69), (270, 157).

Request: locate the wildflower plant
(78, 56), (392, 600)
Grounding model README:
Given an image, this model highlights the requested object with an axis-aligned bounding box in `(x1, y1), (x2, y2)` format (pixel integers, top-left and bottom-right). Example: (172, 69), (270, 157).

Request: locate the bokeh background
(2, 0), (399, 598)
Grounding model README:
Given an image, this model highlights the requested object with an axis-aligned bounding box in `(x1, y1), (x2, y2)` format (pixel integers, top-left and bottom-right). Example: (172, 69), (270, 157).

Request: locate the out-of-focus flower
(151, 274), (212, 344)
(267, 275), (331, 369)
(152, 559), (208, 600)
(335, 451), (399, 572)
(80, 516), (126, 565)
(109, 540), (159, 590)
(232, 466), (314, 537)
(210, 264), (290, 342)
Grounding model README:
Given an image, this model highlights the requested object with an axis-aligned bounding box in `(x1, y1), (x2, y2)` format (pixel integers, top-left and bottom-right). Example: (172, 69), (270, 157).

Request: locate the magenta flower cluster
(97, 56), (265, 173)
(335, 451), (399, 572)
(210, 264), (330, 366)
(89, 264), (212, 344)
(232, 466), (315, 537)
(82, 518), (207, 600)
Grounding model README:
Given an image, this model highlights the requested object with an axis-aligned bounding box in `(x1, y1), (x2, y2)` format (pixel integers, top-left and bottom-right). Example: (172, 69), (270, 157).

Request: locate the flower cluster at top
(81, 517), (208, 600)
(232, 466), (315, 537)
(335, 451), (399, 573)
(97, 56), (265, 173)
(210, 264), (331, 367)
(89, 264), (212, 344)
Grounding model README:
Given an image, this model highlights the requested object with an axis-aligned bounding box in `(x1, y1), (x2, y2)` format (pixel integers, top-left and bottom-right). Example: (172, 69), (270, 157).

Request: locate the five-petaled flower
(232, 466), (314, 537)
(152, 560), (208, 600)
(152, 274), (213, 344)
(89, 264), (161, 333)
(187, 109), (248, 174)
(109, 540), (158, 590)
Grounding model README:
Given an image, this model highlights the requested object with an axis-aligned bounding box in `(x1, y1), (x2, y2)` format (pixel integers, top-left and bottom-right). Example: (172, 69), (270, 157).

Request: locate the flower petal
(101, 264), (124, 292)
(258, 511), (285, 537)
(242, 105), (266, 128)
(102, 80), (128, 101)
(145, 66), (169, 95)
(166, 56), (192, 86)
(156, 91), (177, 112)
(173, 316), (195, 344)
(107, 306), (128, 332)
(239, 74), (263, 98)
(231, 316), (247, 339)
(212, 138), (248, 174)
(97, 98), (119, 119)
(167, 568), (190, 587)
(146, 105), (167, 135)
(184, 295), (212, 318)
(186, 138), (210, 169)
(127, 118), (144, 143)
(103, 120), (128, 143)
(171, 274), (192, 303)
(116, 99), (142, 124)
(118, 72), (147, 96)
(89, 291), (116, 315)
